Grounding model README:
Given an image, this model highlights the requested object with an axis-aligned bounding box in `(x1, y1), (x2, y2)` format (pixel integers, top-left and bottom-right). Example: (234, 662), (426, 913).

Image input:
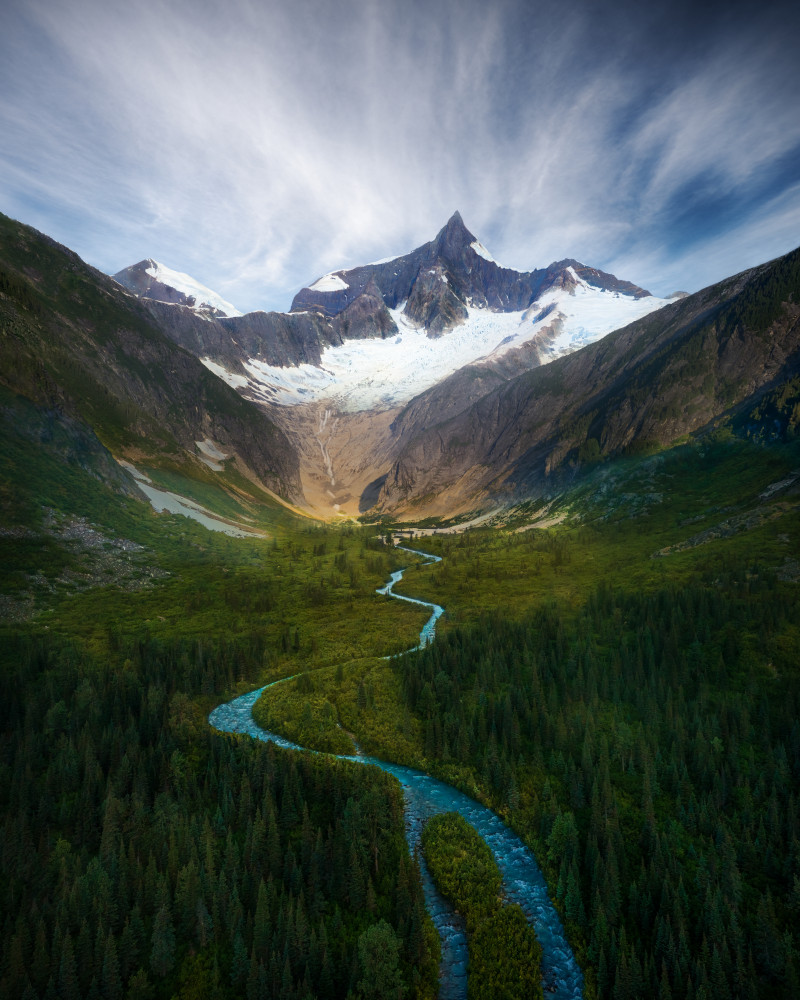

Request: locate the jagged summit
(290, 211), (493, 320)
(434, 209), (475, 252)
(431, 210), (500, 271)
(290, 213), (652, 330)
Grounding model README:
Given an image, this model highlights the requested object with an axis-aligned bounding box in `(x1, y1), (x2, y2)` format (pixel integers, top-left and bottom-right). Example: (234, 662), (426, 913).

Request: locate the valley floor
(2, 429), (800, 1000)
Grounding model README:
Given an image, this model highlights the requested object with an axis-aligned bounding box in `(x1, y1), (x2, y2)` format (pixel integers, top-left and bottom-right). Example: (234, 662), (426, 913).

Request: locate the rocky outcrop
(331, 277), (398, 340)
(138, 299), (333, 368)
(403, 262), (468, 335)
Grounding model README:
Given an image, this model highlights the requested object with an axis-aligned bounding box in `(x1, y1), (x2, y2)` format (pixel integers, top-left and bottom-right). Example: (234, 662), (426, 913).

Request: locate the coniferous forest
(0, 632), (437, 1000)
(401, 575), (800, 999)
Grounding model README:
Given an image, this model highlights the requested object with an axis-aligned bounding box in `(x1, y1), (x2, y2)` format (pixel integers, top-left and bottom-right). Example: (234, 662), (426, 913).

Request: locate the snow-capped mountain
(206, 211), (670, 412)
(290, 210), (654, 335)
(238, 271), (669, 412)
(113, 214), (670, 414)
(113, 259), (242, 318)
(114, 213), (675, 514)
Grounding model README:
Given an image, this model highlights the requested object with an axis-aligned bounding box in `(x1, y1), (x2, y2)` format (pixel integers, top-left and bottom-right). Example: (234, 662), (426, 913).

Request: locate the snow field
(204, 274), (670, 413)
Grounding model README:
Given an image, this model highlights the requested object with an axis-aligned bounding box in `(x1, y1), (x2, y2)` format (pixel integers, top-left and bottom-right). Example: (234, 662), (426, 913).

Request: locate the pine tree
(355, 921), (406, 1000)
(149, 904), (176, 979)
(102, 933), (123, 1000)
(58, 933), (80, 1000)
(126, 968), (153, 1000)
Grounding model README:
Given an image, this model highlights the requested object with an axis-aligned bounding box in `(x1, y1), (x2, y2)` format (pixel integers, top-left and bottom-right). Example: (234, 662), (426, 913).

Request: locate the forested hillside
(0, 631), (438, 1000)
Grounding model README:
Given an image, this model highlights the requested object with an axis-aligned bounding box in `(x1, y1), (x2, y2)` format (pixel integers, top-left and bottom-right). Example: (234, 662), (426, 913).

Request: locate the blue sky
(1, 0), (799, 312)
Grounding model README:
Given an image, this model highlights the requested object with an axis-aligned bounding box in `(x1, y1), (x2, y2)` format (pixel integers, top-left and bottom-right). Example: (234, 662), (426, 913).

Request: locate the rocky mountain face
(0, 215), (302, 503)
(375, 247), (800, 516)
(290, 210), (651, 333)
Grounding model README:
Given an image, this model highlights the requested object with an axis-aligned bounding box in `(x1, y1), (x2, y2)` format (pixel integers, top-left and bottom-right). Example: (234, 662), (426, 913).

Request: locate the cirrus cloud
(1, 0), (798, 310)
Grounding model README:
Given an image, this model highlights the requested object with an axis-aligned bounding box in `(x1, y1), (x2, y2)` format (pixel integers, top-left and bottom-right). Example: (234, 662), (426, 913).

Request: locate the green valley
(2, 214), (800, 1000)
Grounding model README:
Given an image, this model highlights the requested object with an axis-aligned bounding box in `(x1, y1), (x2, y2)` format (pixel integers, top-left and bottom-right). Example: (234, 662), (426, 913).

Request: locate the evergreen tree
(355, 921), (406, 1000)
(149, 905), (176, 979)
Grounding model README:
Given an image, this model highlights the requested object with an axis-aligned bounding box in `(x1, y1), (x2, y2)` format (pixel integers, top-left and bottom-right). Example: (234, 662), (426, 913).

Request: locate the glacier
(204, 273), (670, 413)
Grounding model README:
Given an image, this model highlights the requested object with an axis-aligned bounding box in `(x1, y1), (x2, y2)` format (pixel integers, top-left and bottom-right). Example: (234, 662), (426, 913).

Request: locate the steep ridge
(375, 247), (800, 516)
(0, 214), (303, 503)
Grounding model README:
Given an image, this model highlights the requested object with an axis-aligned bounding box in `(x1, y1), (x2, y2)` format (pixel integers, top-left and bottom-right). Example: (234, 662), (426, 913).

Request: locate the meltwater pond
(209, 547), (583, 1000)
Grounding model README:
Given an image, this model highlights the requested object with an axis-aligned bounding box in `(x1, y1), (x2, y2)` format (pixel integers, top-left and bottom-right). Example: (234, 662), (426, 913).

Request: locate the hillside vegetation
(0, 213), (301, 502)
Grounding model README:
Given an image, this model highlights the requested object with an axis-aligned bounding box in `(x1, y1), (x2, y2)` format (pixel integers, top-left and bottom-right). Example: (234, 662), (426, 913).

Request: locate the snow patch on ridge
(118, 461), (262, 537)
(365, 254), (401, 266)
(195, 439), (229, 471)
(201, 358), (249, 388)
(144, 261), (242, 316)
(526, 274), (665, 358)
(470, 240), (496, 263)
(308, 273), (349, 292)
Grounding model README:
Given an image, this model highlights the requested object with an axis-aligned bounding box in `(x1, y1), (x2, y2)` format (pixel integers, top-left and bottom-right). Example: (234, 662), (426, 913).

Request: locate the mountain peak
(440, 209), (473, 238)
(113, 259), (242, 317)
(435, 210), (479, 259)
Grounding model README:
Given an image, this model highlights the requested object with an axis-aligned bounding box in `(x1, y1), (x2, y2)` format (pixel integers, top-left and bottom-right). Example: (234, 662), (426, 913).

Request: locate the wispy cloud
(1, 0), (798, 310)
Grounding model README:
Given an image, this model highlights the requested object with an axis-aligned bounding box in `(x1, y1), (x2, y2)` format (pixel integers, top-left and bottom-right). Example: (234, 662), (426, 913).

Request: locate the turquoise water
(209, 547), (583, 999)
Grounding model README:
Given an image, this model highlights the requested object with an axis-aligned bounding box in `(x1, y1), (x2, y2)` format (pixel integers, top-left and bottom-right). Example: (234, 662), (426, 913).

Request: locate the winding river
(209, 546), (584, 1000)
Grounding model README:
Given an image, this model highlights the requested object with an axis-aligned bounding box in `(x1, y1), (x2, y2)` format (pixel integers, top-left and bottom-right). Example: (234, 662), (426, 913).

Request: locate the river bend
(209, 546), (583, 1000)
